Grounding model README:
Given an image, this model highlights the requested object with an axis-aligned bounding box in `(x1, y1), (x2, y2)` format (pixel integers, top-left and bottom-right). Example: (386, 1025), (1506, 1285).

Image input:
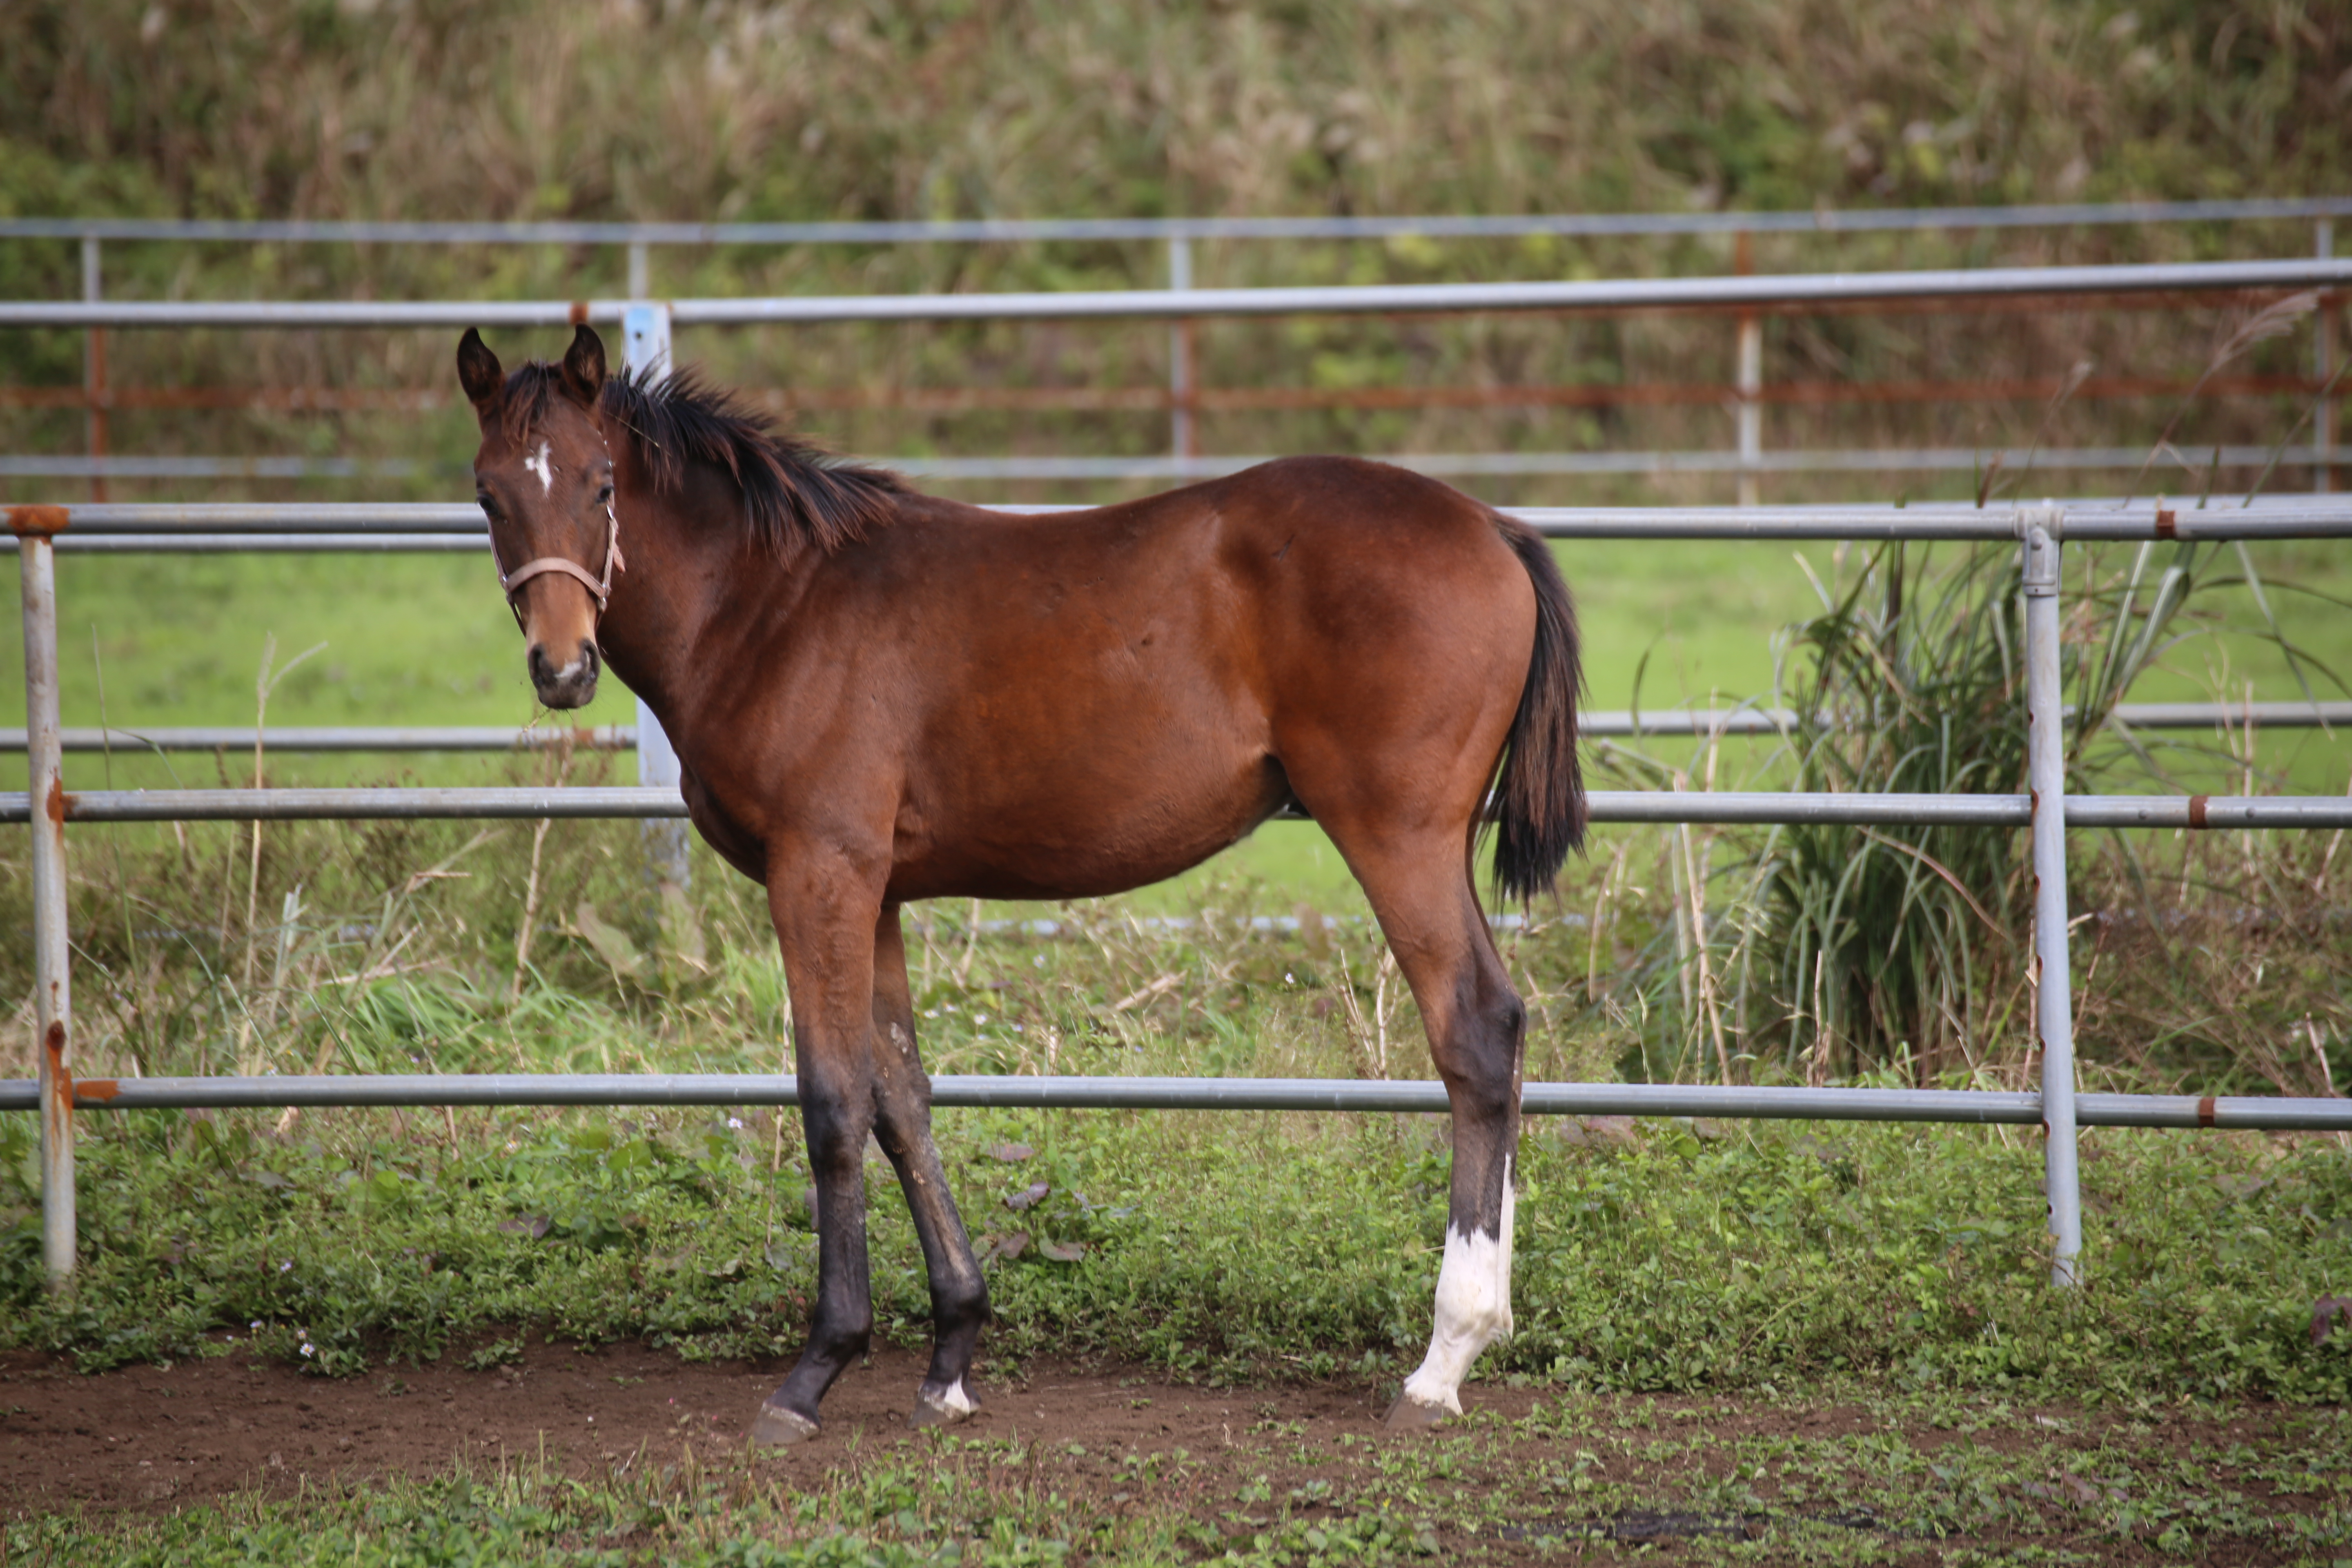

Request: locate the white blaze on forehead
(524, 440), (556, 494)
(1398, 1157), (1516, 1415)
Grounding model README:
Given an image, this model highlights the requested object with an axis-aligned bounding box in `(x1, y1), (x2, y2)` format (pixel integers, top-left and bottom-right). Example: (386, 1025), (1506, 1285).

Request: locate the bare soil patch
(2, 1341), (2340, 1564)
(0, 1339), (1402, 1512)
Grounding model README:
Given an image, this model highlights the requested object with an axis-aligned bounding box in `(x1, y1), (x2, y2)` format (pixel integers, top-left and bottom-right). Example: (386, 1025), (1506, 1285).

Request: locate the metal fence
(10, 700), (2349, 756)
(7, 200), (2346, 499)
(7, 491), (2352, 1297)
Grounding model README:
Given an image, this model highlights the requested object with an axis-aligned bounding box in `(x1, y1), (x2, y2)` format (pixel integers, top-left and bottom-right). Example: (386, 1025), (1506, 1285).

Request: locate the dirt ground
(1, 1339), (1404, 1513)
(2, 1339), (2342, 1562)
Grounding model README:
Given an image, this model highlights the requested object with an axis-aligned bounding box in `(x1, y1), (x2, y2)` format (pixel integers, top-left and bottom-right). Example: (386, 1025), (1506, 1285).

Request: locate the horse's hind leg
(869, 904), (990, 1425)
(1327, 831), (1526, 1429)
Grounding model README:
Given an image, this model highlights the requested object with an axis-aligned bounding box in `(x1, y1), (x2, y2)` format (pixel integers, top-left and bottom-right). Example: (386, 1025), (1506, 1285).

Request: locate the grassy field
(5, 1047), (2350, 1560)
(2, 5), (2349, 1559)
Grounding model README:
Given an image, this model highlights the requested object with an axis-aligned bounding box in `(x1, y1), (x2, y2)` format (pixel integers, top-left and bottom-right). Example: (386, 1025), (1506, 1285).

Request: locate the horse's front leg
(752, 848), (887, 1447)
(868, 903), (990, 1426)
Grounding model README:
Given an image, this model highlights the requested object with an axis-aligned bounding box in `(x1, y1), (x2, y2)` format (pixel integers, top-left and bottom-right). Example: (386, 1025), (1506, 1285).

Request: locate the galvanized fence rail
(9, 701), (2346, 755)
(5, 1074), (2350, 1131)
(5, 240), (2347, 495)
(8, 256), (2347, 329)
(7, 194), (2348, 247)
(7, 495), (2352, 1296)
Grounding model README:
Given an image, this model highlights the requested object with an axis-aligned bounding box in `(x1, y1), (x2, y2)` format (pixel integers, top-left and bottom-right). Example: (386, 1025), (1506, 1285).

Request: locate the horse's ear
(456, 329), (504, 419)
(560, 324), (608, 408)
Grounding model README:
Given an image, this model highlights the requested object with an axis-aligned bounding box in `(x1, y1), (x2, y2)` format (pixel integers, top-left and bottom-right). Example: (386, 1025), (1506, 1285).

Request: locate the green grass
(4, 1092), (2351, 1561)
(7, 1076), (2350, 1403)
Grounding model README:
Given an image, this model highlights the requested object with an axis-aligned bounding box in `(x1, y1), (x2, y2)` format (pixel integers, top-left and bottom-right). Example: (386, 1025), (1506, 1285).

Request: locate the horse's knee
(806, 1300), (874, 1364)
(937, 1272), (990, 1336)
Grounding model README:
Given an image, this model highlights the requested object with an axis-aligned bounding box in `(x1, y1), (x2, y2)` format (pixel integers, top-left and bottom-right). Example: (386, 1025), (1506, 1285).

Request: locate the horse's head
(457, 324), (620, 710)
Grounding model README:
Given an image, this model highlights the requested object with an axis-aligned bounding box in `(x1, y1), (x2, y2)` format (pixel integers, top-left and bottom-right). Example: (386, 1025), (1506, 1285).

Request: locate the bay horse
(455, 325), (1584, 1442)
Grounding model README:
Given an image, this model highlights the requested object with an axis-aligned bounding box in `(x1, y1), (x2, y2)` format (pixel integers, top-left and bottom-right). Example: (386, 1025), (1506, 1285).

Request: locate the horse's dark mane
(501, 361), (904, 556)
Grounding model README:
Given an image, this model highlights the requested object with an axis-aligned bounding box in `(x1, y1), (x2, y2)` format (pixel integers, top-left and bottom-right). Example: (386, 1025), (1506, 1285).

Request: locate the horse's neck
(594, 487), (727, 731)
(592, 477), (815, 744)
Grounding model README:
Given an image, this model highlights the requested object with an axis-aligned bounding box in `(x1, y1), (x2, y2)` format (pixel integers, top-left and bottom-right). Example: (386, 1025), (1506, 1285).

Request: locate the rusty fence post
(2020, 502), (2082, 1287)
(81, 236), (107, 504)
(11, 504), (75, 1281)
(1167, 236), (1197, 466)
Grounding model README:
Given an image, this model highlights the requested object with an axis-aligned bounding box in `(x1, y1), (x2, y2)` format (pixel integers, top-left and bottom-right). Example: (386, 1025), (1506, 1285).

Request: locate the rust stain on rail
(73, 1079), (120, 1104)
(45, 779), (74, 826)
(7, 505), (69, 536)
(2155, 509), (2177, 540)
(42, 1022), (70, 1138)
(2197, 1096), (2217, 1128)
(2188, 794), (2210, 828)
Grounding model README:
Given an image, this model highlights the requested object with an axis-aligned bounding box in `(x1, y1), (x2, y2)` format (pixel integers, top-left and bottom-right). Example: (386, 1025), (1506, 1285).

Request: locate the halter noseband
(488, 432), (626, 633)
(495, 503), (626, 626)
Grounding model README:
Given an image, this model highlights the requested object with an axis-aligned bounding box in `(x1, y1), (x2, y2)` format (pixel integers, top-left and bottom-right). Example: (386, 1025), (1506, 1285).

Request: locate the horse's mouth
(528, 641), (601, 709)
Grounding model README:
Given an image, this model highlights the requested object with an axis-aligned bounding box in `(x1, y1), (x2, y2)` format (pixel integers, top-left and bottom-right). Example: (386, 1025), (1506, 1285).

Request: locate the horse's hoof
(911, 1380), (981, 1428)
(1381, 1393), (1454, 1432)
(750, 1399), (821, 1447)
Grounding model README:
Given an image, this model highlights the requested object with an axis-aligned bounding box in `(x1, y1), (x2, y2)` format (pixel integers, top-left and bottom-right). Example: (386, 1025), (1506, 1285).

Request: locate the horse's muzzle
(528, 639), (601, 709)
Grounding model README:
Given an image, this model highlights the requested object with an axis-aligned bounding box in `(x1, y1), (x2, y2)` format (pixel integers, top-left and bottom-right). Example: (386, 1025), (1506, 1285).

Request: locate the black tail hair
(1489, 516), (1587, 902)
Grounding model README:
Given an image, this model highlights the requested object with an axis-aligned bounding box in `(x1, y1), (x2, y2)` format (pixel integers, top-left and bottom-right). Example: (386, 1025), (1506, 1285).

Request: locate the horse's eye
(476, 494), (501, 520)
(595, 483), (614, 506)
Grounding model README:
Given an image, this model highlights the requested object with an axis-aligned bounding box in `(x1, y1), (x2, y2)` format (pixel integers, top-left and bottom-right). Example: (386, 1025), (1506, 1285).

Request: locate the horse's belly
(890, 744), (1285, 902)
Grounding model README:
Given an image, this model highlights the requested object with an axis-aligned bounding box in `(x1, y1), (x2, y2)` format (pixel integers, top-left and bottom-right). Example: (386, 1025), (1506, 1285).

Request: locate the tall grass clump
(1753, 541), (2037, 1080)
(1578, 510), (2349, 1087)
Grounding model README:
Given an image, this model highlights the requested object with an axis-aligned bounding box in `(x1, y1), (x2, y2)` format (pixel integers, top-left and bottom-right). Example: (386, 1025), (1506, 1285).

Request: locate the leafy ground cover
(6, 1341), (2351, 1564)
(6, 1094), (2348, 1403)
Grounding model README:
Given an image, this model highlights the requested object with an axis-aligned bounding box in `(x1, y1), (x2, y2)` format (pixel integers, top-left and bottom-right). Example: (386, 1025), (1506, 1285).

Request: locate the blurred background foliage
(6, 0), (2345, 231)
(0, 0), (2346, 504)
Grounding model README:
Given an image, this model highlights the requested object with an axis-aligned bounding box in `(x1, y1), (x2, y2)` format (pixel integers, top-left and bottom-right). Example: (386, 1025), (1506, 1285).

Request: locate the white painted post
(17, 510), (74, 1280)
(1735, 318), (1762, 509)
(1733, 230), (1761, 508)
(2020, 503), (2082, 1287)
(621, 300), (688, 889)
(1168, 236), (1196, 468)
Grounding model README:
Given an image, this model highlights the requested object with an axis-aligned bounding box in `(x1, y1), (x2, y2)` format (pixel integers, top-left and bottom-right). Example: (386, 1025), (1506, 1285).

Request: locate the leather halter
(495, 503), (626, 626)
(487, 435), (626, 633)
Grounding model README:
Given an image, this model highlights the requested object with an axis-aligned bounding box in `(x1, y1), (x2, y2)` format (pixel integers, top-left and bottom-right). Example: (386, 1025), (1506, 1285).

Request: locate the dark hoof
(1381, 1393), (1454, 1433)
(750, 1399), (820, 1448)
(911, 1381), (981, 1428)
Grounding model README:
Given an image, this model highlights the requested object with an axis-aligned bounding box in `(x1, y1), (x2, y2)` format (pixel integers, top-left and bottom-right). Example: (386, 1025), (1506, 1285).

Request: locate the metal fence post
(2020, 502), (2082, 1287)
(1167, 237), (1196, 466)
(620, 301), (688, 890)
(2319, 220), (2336, 494)
(14, 508), (75, 1280)
(81, 236), (106, 504)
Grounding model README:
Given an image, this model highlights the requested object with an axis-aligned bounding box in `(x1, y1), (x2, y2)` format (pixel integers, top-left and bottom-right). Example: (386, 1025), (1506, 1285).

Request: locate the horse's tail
(1489, 515), (1587, 902)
